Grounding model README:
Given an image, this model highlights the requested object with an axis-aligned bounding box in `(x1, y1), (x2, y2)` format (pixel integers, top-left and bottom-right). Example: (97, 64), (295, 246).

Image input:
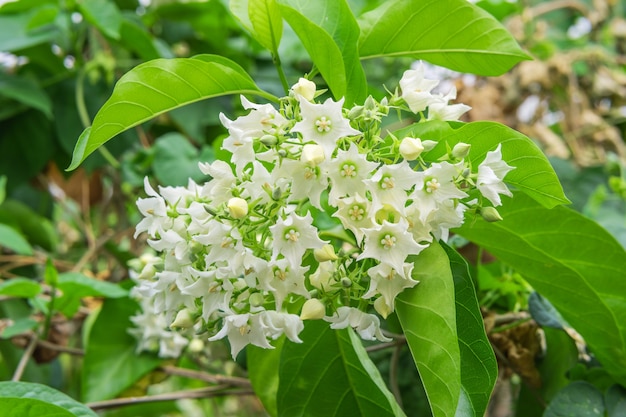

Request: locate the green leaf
(68, 55), (270, 171)
(230, 0), (254, 33)
(0, 9), (59, 52)
(544, 381), (605, 417)
(1, 317), (38, 339)
(82, 297), (162, 402)
(605, 385), (626, 417)
(0, 381), (98, 417)
(396, 242), (461, 417)
(395, 120), (570, 208)
(358, 0), (530, 76)
(278, 0), (367, 105)
(0, 277), (41, 298)
(0, 73), (52, 118)
(457, 192), (626, 386)
(77, 0), (122, 40)
(0, 224), (32, 255)
(442, 243), (498, 416)
(55, 272), (128, 317)
(277, 320), (405, 417)
(249, 0), (283, 54)
(152, 133), (209, 186)
(248, 338), (285, 417)
(0, 398), (74, 417)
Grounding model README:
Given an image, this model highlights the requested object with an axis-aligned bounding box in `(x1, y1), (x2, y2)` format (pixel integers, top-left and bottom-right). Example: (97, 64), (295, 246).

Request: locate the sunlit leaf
(358, 0), (530, 76)
(0, 224), (32, 255)
(249, 0), (283, 54)
(395, 120), (570, 208)
(396, 242), (461, 417)
(0, 381), (98, 417)
(68, 55), (271, 170)
(458, 193), (626, 386)
(0, 278), (40, 298)
(278, 0), (367, 104)
(277, 320), (405, 417)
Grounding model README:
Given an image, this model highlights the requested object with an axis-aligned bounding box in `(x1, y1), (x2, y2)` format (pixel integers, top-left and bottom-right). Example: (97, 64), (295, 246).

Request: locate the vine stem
(11, 333), (38, 381)
(86, 386), (255, 410)
(160, 365), (251, 388)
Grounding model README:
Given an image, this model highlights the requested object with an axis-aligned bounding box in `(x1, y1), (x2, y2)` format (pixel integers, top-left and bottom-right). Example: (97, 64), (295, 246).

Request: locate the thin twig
(36, 339), (85, 356)
(389, 344), (403, 408)
(160, 365), (251, 388)
(12, 333), (38, 381)
(365, 337), (406, 353)
(86, 386), (255, 411)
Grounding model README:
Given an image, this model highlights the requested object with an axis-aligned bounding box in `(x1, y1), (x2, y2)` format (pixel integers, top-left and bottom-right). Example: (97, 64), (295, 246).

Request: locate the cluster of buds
(129, 64), (514, 359)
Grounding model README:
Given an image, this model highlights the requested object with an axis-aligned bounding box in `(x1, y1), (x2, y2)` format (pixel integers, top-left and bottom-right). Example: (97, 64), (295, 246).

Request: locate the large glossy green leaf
(457, 193), (626, 386)
(358, 0), (530, 76)
(395, 120), (570, 208)
(396, 242), (461, 417)
(68, 55), (271, 171)
(0, 399), (74, 417)
(278, 0), (367, 105)
(248, 338), (285, 417)
(277, 320), (405, 417)
(0, 73), (52, 118)
(0, 381), (98, 417)
(249, 0), (283, 54)
(82, 297), (162, 402)
(443, 243), (498, 416)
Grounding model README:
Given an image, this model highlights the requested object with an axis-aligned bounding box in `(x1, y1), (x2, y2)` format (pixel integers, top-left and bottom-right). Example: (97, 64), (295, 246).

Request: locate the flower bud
(314, 244), (338, 262)
(348, 105), (364, 119)
(188, 338), (205, 353)
(399, 137), (424, 160)
(260, 134), (278, 147)
(249, 292), (265, 307)
(480, 206), (503, 222)
(374, 297), (392, 319)
(300, 298), (326, 320)
(170, 309), (194, 329)
(452, 142), (471, 159)
(364, 95), (377, 111)
(340, 277), (352, 288)
(422, 140), (438, 151)
(227, 197), (248, 219)
(310, 261), (334, 291)
(301, 144), (325, 166)
(292, 77), (316, 101)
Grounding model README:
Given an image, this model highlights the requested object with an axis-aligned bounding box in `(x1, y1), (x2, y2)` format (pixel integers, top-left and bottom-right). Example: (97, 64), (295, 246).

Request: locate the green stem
(272, 52), (290, 95)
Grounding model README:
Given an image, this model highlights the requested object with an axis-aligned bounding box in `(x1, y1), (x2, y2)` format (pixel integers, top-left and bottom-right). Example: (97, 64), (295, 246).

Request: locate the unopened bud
(170, 309), (194, 329)
(260, 134), (278, 147)
(249, 292), (265, 307)
(204, 204), (218, 216)
(374, 297), (392, 319)
(188, 338), (205, 353)
(300, 298), (326, 320)
(301, 144), (325, 166)
(452, 142), (471, 159)
(314, 244), (338, 262)
(364, 95), (377, 111)
(480, 206), (503, 222)
(348, 105), (364, 119)
(292, 77), (316, 101)
(422, 140), (438, 151)
(227, 197), (248, 219)
(272, 186), (282, 201)
(399, 137), (424, 160)
(340, 277), (352, 288)
(310, 261), (334, 291)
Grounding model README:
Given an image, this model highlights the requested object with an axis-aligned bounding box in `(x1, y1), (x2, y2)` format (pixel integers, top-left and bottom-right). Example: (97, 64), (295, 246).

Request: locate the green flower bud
(452, 142), (471, 159)
(340, 277), (352, 288)
(170, 309), (194, 329)
(260, 134), (278, 147)
(480, 206), (503, 222)
(314, 244), (338, 262)
(249, 292), (265, 307)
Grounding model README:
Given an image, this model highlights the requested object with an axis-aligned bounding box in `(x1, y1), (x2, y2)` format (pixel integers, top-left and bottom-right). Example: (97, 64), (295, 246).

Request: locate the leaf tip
(66, 127), (91, 171)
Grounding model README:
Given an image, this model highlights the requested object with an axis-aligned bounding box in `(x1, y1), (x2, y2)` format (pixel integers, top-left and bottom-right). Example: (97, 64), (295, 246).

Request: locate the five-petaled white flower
(269, 211), (326, 268)
(477, 144), (515, 206)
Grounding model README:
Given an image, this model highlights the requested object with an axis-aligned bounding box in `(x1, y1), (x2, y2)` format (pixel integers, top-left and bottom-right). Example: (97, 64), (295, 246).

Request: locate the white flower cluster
(129, 66), (514, 359)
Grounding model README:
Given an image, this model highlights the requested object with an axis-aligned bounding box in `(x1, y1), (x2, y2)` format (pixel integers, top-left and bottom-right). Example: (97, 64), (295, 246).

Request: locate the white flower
(426, 87), (471, 121)
(399, 63), (439, 113)
(259, 310), (304, 343)
(209, 313), (272, 359)
(269, 211), (326, 268)
(301, 143), (325, 166)
(291, 97), (360, 159)
(135, 177), (169, 238)
(198, 160), (236, 205)
(324, 306), (391, 342)
(412, 161), (468, 222)
(477, 144), (514, 206)
(309, 261), (336, 292)
(278, 158), (328, 209)
(326, 143), (378, 205)
(363, 263), (418, 314)
(263, 259), (310, 310)
(357, 219), (427, 277)
(333, 194), (374, 244)
(365, 161), (420, 214)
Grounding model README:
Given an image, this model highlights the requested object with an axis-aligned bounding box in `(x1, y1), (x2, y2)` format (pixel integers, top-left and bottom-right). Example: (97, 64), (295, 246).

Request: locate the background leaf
(396, 242), (461, 417)
(457, 192), (626, 386)
(77, 0), (122, 40)
(81, 297), (162, 402)
(0, 381), (98, 417)
(151, 132), (212, 186)
(68, 55), (268, 170)
(543, 381), (605, 417)
(277, 320), (405, 417)
(55, 272), (128, 317)
(395, 120), (570, 208)
(443, 243), (498, 416)
(0, 224), (33, 255)
(0, 73), (52, 118)
(278, 0), (367, 105)
(358, 0), (530, 76)
(0, 277), (40, 298)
